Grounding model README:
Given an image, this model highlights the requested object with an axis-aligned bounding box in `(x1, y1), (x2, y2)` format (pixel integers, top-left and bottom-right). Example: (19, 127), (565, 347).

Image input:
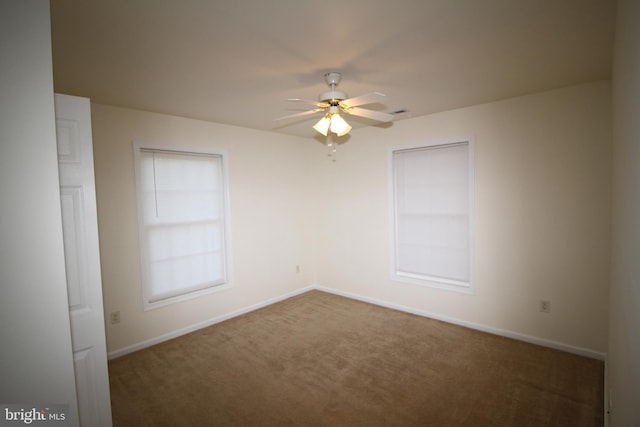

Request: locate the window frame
(389, 136), (476, 294)
(133, 141), (233, 310)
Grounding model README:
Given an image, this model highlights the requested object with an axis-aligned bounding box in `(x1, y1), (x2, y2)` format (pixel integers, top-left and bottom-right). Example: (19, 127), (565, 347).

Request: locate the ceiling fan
(275, 72), (394, 137)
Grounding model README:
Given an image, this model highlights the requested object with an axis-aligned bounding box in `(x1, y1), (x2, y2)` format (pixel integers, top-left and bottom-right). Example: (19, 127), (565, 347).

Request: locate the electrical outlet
(540, 300), (551, 313)
(110, 311), (121, 324)
(296, 265), (300, 274)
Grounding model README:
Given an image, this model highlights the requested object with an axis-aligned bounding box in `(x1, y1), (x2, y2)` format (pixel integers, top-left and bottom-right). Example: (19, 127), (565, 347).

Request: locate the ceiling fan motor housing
(319, 90), (348, 103)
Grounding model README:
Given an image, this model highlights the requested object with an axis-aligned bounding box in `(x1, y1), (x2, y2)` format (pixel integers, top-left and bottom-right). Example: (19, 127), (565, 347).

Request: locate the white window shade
(391, 140), (475, 292)
(135, 147), (231, 308)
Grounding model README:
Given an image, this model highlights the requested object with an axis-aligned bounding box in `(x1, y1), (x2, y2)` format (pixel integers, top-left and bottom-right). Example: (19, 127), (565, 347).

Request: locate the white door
(55, 94), (113, 427)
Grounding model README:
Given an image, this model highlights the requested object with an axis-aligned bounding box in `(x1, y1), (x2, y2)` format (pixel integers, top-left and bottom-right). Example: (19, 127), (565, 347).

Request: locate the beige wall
(91, 104), (321, 353)
(315, 81), (611, 355)
(94, 80), (611, 359)
(0, 1), (79, 423)
(608, 0), (640, 424)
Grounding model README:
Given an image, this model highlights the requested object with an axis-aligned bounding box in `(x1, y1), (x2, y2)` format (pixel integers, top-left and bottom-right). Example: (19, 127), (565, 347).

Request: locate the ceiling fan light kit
(312, 105), (352, 137)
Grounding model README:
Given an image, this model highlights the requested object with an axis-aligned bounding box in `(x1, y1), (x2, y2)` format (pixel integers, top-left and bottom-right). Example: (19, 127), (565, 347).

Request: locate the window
(390, 138), (475, 293)
(133, 143), (232, 309)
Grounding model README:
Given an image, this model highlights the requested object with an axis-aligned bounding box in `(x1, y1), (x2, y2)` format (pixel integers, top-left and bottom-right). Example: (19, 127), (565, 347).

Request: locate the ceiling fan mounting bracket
(324, 72), (342, 87)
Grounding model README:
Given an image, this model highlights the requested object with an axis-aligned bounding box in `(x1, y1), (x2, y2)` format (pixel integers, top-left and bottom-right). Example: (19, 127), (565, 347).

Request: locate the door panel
(55, 94), (113, 427)
(60, 187), (88, 310)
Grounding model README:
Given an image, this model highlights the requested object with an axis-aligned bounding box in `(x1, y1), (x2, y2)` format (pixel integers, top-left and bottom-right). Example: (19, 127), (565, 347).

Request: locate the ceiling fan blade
(340, 92), (386, 108)
(274, 108), (325, 121)
(345, 107), (394, 122)
(287, 98), (330, 108)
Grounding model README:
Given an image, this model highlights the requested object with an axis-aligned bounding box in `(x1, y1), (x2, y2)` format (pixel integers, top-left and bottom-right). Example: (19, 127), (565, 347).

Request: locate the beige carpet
(108, 290), (603, 426)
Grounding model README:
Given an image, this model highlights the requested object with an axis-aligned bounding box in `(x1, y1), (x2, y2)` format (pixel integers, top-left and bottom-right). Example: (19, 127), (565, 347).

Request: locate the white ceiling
(50, 0), (616, 139)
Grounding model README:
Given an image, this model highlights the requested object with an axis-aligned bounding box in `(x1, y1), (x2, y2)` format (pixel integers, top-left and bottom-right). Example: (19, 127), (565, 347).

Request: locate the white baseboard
(315, 285), (606, 361)
(109, 284), (605, 361)
(107, 285), (315, 359)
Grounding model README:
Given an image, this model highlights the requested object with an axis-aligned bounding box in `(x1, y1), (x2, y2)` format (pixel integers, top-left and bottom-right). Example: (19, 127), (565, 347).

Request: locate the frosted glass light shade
(329, 113), (352, 136)
(313, 115), (331, 136)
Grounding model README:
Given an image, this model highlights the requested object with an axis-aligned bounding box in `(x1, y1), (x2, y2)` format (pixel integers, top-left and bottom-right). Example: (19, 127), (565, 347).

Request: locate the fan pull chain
(327, 141), (338, 162)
